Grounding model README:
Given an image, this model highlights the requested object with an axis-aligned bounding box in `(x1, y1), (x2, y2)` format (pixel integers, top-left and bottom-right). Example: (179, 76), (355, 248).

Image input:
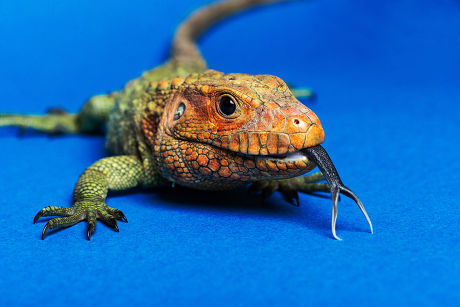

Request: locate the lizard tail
(0, 113), (79, 134)
(0, 94), (114, 135)
(171, 0), (290, 69)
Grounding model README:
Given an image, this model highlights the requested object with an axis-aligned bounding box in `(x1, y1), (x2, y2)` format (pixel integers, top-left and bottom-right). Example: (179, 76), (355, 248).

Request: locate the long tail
(171, 0), (290, 69)
(0, 94), (113, 135)
(0, 112), (79, 134)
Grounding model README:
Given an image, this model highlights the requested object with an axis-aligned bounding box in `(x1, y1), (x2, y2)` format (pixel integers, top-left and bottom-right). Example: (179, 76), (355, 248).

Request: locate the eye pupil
(219, 96), (236, 116)
(174, 103), (185, 120)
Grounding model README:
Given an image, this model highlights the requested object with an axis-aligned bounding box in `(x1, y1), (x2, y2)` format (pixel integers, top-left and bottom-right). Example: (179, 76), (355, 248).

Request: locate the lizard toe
(35, 201), (126, 240)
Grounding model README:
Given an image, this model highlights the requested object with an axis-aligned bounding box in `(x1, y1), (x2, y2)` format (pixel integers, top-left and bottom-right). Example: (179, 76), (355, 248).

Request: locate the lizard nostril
(294, 119), (300, 125)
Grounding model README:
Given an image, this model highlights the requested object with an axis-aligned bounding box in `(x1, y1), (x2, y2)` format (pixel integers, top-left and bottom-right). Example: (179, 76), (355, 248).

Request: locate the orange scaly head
(152, 70), (325, 190)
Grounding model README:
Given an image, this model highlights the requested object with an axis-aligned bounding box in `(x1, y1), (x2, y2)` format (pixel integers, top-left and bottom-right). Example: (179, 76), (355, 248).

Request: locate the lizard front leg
(33, 155), (144, 240)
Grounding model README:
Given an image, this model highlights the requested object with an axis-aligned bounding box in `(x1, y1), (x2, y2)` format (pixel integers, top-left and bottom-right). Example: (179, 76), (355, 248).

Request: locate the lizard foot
(250, 172), (330, 207)
(33, 202), (127, 240)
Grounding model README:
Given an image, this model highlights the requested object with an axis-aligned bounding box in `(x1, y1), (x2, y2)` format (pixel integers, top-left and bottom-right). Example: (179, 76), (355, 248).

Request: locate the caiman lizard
(0, 0), (372, 240)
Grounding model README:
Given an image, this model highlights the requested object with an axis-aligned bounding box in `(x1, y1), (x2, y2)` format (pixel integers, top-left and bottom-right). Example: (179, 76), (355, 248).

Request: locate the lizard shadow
(145, 186), (365, 239)
(33, 186), (366, 240)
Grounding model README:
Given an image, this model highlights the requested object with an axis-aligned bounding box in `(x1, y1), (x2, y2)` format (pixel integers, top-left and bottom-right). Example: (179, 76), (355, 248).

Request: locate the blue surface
(1, 0), (459, 305)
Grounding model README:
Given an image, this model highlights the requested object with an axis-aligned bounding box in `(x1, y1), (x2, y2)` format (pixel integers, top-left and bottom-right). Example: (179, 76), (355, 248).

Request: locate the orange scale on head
(255, 159), (267, 171)
(266, 160), (278, 172)
(191, 161), (199, 169)
(276, 161), (287, 171)
(200, 85), (210, 95)
(304, 124), (325, 147)
(271, 113), (286, 133)
(294, 160), (306, 169)
(244, 160), (255, 169)
(264, 101), (280, 110)
(247, 133), (260, 155)
(171, 77), (184, 88)
(199, 167), (212, 176)
(197, 155), (209, 166)
(289, 133), (306, 150)
(281, 107), (303, 117)
(157, 80), (169, 90)
(277, 134), (290, 154)
(228, 134), (240, 152)
(221, 136), (230, 148)
(238, 133), (249, 154)
(306, 110), (323, 127)
(218, 167), (231, 177)
(208, 159), (220, 171)
(259, 132), (268, 144)
(230, 173), (240, 180)
(267, 134), (278, 155)
(231, 162), (242, 172)
(266, 80), (280, 89)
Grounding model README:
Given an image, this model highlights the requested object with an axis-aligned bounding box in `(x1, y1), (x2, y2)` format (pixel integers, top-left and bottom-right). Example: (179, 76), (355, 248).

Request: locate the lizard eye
(174, 102), (185, 120)
(218, 95), (237, 116)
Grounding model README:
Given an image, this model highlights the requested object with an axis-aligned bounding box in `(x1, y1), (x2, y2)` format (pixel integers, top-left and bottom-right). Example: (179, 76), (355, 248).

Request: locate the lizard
(0, 0), (372, 240)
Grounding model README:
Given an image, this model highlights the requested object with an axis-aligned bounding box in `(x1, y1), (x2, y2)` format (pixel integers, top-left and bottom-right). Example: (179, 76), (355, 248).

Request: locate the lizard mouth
(235, 146), (316, 180)
(256, 151), (309, 162)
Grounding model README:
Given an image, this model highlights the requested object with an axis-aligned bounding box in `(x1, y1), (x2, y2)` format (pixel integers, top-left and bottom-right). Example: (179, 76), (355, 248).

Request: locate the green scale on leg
(34, 156), (144, 240)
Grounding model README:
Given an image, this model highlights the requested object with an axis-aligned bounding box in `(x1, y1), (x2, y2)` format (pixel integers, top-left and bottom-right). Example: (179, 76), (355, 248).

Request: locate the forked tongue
(302, 145), (373, 240)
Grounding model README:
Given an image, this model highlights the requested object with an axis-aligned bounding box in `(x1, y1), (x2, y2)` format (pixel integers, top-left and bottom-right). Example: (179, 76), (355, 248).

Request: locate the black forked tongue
(303, 145), (373, 240)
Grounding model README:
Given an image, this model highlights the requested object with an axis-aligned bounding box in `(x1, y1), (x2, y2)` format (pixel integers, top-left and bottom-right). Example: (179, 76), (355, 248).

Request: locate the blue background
(1, 0), (459, 305)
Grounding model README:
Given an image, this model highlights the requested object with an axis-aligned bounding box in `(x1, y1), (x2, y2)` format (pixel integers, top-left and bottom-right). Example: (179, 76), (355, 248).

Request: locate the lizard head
(153, 70), (325, 189)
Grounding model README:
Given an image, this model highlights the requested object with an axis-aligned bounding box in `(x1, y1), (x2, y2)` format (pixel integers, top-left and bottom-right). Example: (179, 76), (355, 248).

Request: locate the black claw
(113, 210), (128, 222)
(33, 210), (43, 224)
(107, 218), (119, 231)
(280, 188), (299, 207)
(87, 224), (96, 241)
(294, 193), (300, 207)
(42, 223), (50, 240)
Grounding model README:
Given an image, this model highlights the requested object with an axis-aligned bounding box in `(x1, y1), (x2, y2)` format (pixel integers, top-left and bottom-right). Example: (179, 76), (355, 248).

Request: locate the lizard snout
(252, 107), (325, 155)
(284, 111), (325, 153)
